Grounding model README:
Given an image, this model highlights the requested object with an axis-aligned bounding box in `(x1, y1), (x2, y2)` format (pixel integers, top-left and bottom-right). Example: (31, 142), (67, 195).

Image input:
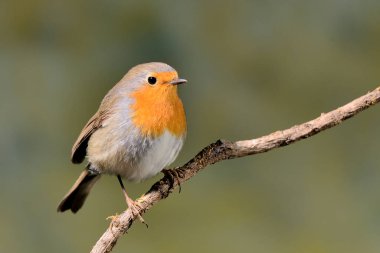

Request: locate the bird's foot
(125, 196), (148, 228)
(162, 168), (183, 193)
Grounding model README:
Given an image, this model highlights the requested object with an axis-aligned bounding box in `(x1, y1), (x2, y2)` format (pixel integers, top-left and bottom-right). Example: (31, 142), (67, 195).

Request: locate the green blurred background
(1, 1), (380, 252)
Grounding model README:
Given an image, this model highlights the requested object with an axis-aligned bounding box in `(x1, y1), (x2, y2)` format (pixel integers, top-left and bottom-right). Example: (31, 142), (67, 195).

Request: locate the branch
(91, 86), (380, 253)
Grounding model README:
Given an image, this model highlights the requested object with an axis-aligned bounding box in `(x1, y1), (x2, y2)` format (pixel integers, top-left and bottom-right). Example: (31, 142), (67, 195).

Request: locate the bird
(57, 62), (187, 221)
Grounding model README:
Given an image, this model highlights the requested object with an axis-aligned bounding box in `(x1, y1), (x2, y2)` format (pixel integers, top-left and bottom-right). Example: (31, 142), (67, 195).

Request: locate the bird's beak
(169, 78), (187, 85)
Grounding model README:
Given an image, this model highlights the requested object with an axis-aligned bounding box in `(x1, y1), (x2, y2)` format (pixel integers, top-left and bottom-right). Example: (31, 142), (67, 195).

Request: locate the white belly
(88, 123), (185, 182)
(122, 130), (184, 181)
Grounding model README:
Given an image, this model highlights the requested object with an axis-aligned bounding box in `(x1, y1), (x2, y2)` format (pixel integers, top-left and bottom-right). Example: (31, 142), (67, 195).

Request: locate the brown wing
(71, 113), (99, 164)
(71, 111), (108, 164)
(71, 80), (120, 164)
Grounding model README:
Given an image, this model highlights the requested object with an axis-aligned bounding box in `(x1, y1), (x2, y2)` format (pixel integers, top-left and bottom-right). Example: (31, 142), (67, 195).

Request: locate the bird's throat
(130, 85), (186, 137)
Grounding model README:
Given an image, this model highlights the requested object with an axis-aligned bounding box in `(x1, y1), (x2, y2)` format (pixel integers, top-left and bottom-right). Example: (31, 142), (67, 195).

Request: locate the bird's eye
(147, 76), (157, 85)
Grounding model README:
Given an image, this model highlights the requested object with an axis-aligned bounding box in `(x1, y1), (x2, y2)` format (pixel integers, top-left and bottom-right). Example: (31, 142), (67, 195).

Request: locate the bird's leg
(162, 168), (183, 193)
(117, 175), (147, 227)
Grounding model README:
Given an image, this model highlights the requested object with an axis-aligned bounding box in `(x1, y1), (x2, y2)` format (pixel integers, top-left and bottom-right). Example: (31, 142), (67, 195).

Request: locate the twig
(91, 86), (380, 253)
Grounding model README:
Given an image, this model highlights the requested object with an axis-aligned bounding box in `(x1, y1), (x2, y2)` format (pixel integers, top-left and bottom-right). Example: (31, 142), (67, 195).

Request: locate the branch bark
(91, 86), (380, 253)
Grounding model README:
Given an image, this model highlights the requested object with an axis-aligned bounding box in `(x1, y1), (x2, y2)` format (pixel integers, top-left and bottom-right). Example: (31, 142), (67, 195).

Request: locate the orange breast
(130, 85), (186, 137)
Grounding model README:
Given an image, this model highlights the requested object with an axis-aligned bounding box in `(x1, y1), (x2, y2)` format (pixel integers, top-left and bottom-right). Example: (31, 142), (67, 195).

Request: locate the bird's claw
(162, 168), (183, 193)
(126, 198), (148, 228)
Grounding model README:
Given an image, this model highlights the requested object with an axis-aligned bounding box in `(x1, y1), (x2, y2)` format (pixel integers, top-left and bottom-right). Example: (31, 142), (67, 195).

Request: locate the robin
(57, 62), (187, 221)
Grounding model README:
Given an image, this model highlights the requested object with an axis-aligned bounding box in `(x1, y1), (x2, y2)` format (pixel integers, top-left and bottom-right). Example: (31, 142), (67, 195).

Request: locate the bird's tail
(57, 169), (101, 213)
